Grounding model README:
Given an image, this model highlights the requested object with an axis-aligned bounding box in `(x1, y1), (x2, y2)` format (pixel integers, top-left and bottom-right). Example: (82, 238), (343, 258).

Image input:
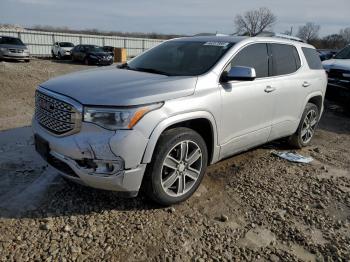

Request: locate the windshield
(87, 45), (104, 52)
(334, 45), (350, 59)
(0, 37), (25, 46)
(127, 41), (235, 76)
(59, 42), (74, 47)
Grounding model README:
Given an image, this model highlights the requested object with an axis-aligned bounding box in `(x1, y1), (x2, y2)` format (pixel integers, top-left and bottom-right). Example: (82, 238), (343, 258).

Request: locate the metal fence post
(123, 39), (127, 48)
(52, 34), (55, 44)
(79, 36), (82, 45)
(142, 39), (145, 52)
(102, 37), (105, 46)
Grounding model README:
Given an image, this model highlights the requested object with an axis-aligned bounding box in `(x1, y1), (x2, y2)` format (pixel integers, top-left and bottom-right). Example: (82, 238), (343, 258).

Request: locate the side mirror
(221, 66), (256, 82)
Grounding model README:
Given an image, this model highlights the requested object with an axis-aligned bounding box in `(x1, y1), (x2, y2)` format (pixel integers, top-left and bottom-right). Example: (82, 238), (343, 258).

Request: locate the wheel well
(164, 118), (214, 163)
(308, 96), (323, 112)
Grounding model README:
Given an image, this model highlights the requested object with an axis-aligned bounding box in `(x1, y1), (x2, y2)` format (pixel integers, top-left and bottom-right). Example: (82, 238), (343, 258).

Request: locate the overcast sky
(1, 0), (349, 36)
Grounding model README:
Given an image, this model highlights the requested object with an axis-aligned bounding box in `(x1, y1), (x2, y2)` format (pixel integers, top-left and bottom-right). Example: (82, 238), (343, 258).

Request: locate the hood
(322, 59), (350, 71)
(0, 44), (28, 50)
(88, 51), (111, 57)
(61, 47), (73, 51)
(40, 67), (197, 106)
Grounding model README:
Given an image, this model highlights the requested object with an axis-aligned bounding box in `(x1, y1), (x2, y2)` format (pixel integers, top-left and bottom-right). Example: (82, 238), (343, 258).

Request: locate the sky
(0, 0), (349, 37)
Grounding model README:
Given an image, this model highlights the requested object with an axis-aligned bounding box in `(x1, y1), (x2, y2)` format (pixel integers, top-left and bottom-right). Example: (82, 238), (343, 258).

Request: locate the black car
(71, 44), (114, 65)
(102, 45), (115, 54)
(317, 49), (338, 61)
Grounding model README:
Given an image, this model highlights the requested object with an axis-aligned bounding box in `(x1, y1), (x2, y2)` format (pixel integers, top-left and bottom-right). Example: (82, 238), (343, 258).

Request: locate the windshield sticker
(204, 42), (229, 47)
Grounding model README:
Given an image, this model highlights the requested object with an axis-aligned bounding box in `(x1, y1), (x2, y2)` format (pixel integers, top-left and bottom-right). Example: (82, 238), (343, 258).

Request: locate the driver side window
(225, 43), (269, 78)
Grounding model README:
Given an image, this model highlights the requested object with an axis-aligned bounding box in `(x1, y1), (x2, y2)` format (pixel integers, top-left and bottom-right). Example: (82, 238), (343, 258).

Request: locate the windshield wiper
(134, 67), (171, 76)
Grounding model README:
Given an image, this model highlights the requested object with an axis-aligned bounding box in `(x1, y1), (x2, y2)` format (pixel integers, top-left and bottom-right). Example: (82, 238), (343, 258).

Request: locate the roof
(170, 35), (247, 43)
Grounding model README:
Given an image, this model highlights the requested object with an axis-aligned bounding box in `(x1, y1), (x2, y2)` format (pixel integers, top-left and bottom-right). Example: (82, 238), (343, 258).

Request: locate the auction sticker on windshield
(204, 42), (230, 47)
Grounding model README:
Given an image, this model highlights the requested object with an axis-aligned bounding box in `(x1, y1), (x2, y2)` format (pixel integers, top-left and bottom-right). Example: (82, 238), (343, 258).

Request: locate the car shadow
(0, 126), (160, 220)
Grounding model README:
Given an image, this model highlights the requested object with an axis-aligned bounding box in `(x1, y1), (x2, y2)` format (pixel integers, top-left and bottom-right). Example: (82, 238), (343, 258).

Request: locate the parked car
(102, 45), (114, 55)
(33, 36), (326, 205)
(0, 36), (30, 62)
(51, 42), (74, 59)
(322, 44), (350, 101)
(317, 49), (338, 61)
(71, 44), (113, 65)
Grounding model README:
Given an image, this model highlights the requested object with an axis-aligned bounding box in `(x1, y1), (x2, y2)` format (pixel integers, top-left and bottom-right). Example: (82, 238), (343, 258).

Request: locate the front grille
(9, 49), (24, 53)
(35, 91), (80, 135)
(328, 69), (350, 80)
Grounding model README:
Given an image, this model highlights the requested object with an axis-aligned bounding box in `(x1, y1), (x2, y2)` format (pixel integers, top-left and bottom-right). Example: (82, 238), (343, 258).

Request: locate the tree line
(233, 7), (349, 50)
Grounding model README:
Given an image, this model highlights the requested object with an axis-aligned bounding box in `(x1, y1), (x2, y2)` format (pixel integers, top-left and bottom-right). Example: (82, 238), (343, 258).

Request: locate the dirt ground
(0, 59), (349, 261)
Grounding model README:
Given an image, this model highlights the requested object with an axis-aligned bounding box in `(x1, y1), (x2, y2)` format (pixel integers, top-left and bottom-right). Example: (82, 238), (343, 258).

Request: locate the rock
(167, 207), (176, 213)
(219, 214), (229, 222)
(40, 223), (51, 231)
(63, 225), (72, 232)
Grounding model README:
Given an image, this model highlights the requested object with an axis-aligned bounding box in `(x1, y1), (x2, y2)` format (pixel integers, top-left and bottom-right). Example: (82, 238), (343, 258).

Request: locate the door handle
(264, 86), (276, 93)
(302, 81), (311, 87)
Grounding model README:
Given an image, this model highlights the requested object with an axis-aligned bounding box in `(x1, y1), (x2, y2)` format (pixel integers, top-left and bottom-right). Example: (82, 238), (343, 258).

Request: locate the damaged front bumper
(32, 118), (148, 196)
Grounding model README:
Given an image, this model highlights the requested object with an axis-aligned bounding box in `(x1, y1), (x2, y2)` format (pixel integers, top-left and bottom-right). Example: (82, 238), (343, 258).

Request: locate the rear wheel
(289, 103), (319, 148)
(144, 127), (208, 206)
(57, 52), (62, 60)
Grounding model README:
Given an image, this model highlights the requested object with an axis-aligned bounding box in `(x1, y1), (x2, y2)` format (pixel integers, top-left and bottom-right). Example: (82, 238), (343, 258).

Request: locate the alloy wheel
(161, 140), (203, 197)
(301, 109), (318, 144)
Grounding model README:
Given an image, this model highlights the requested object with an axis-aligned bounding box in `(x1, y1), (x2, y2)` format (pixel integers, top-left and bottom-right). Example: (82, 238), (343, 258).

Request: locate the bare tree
(234, 7), (277, 36)
(339, 27), (350, 43)
(297, 22), (320, 42)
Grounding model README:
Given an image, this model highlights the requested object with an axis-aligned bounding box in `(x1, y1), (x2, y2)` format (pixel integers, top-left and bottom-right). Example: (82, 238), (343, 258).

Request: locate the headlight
(0, 47), (8, 52)
(107, 55), (112, 59)
(83, 103), (163, 130)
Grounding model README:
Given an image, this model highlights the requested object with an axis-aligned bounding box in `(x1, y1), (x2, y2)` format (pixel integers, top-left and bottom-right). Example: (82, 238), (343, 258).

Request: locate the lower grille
(35, 90), (81, 135)
(48, 155), (79, 178)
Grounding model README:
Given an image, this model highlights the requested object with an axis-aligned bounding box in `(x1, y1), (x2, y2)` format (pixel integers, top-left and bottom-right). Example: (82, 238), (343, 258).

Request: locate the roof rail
(257, 32), (305, 43)
(193, 33), (230, 37)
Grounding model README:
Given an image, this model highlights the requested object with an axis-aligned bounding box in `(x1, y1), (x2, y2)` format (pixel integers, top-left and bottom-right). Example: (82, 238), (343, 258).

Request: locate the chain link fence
(0, 29), (164, 58)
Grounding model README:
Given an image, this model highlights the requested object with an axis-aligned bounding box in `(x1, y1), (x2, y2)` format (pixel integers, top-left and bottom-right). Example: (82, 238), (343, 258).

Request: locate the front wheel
(144, 127), (208, 206)
(84, 57), (90, 65)
(289, 103), (319, 148)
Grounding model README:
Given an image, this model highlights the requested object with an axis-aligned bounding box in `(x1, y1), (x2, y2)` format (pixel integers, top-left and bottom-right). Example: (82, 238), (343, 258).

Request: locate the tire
(51, 51), (56, 59)
(57, 52), (62, 60)
(144, 127), (208, 206)
(84, 57), (89, 65)
(24, 59), (30, 63)
(289, 103), (319, 148)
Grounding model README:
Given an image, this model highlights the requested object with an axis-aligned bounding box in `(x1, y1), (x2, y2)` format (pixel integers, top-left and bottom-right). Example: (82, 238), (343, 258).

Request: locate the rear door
(268, 43), (308, 140)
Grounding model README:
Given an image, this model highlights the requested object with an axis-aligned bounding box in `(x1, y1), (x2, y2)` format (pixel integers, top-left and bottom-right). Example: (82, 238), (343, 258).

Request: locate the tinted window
(229, 43), (269, 78)
(0, 36), (25, 46)
(334, 45), (350, 59)
(59, 42), (74, 47)
(128, 41), (235, 76)
(270, 44), (301, 76)
(302, 47), (323, 70)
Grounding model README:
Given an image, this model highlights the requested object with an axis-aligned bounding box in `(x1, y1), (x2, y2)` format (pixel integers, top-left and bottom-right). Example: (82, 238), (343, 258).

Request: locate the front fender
(141, 111), (220, 165)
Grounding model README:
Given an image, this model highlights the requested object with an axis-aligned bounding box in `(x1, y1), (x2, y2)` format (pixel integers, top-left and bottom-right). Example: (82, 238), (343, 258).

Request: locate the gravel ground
(0, 60), (349, 261)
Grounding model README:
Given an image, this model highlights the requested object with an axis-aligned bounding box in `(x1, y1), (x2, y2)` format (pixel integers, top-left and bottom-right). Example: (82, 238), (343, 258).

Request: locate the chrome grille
(35, 91), (80, 135)
(9, 49), (24, 53)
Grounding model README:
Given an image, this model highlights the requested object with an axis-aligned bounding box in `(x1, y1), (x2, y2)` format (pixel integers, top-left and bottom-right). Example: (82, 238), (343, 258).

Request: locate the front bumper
(32, 118), (149, 195)
(89, 57), (113, 65)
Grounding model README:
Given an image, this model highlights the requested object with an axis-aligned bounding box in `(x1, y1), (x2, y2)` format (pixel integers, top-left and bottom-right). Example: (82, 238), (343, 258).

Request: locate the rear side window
(229, 43), (269, 78)
(269, 43), (301, 76)
(302, 47), (323, 70)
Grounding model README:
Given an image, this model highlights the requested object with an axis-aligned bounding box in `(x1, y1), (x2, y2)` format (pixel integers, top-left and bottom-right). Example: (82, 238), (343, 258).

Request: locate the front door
(219, 43), (276, 159)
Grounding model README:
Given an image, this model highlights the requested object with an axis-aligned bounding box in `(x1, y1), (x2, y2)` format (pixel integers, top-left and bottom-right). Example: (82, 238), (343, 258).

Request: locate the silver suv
(33, 36), (327, 205)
